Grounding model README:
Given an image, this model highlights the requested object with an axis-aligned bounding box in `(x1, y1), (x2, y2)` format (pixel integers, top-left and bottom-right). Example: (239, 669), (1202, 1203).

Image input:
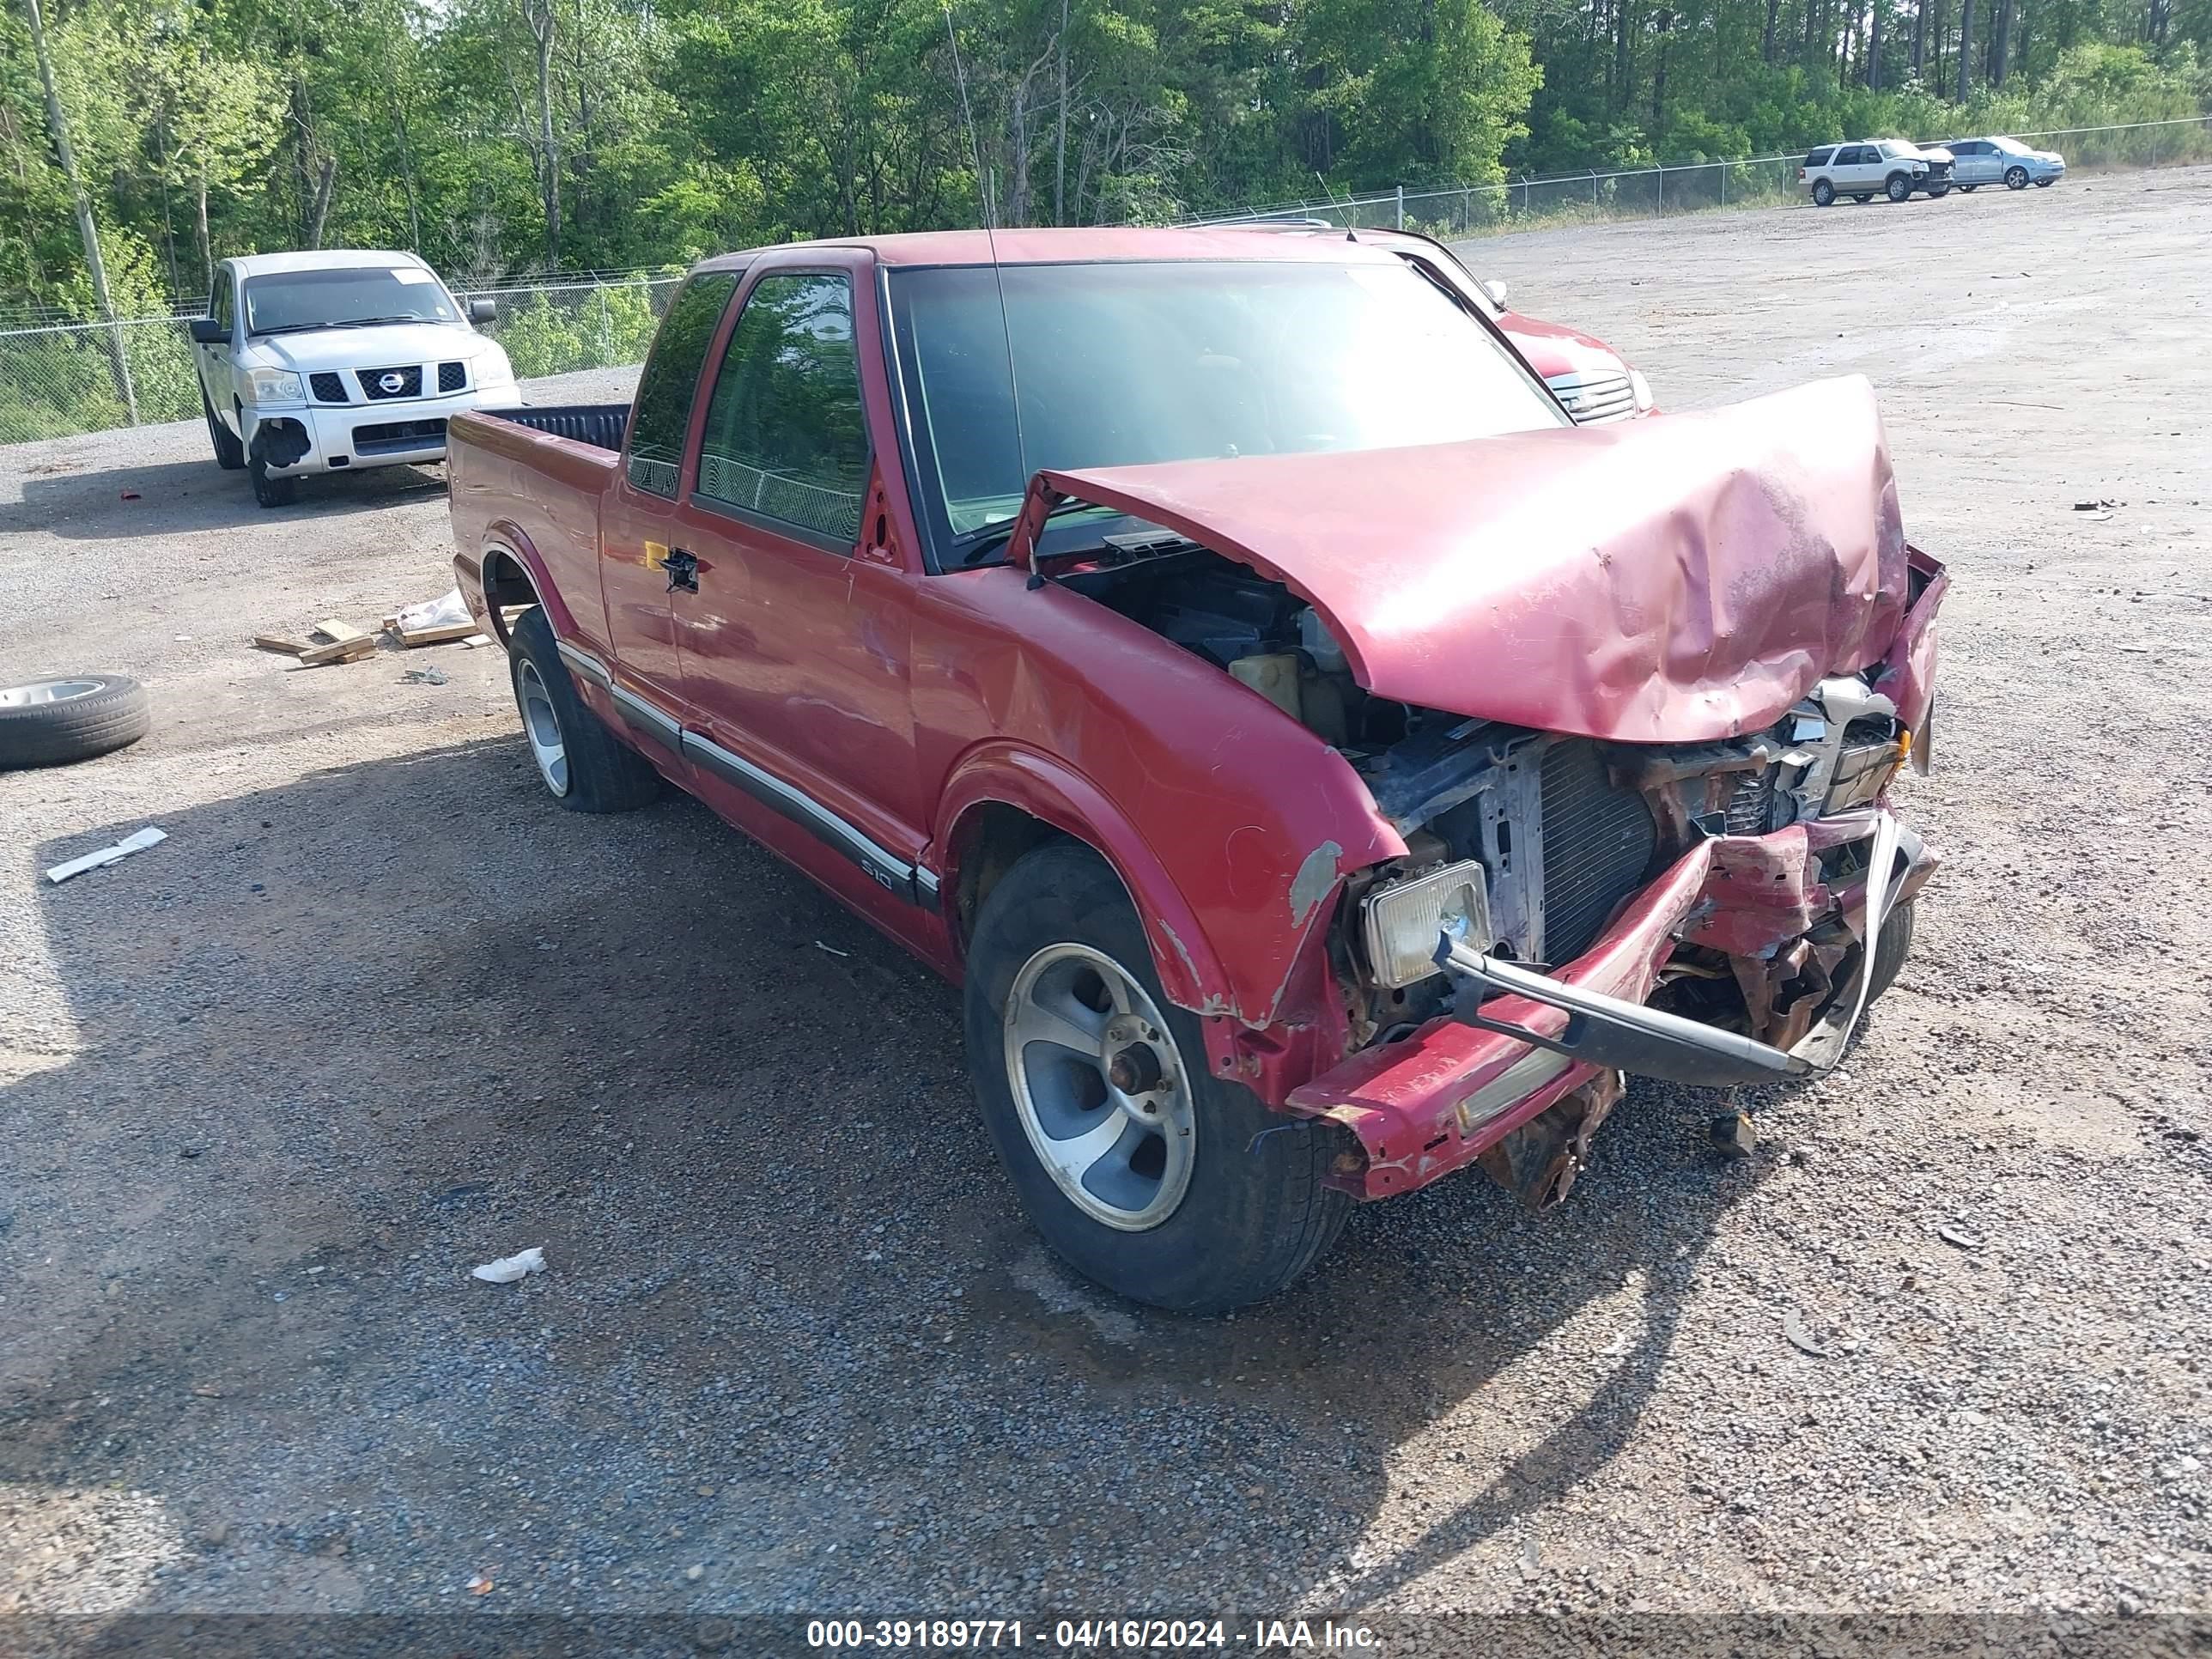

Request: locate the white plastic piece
(394, 587), (471, 635)
(45, 826), (167, 884)
(470, 1246), (546, 1284)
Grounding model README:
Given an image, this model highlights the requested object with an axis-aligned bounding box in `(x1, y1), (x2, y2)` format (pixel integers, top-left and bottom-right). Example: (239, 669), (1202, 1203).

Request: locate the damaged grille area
(1539, 739), (1658, 961)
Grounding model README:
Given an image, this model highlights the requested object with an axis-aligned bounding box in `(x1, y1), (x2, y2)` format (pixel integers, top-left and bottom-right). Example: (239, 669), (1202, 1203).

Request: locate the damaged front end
(1295, 569), (1946, 1203)
(1008, 376), (1950, 1206)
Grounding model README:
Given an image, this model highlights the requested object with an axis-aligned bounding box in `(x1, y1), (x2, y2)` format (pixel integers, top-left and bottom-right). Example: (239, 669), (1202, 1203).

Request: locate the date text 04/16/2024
(803, 1620), (1382, 1650)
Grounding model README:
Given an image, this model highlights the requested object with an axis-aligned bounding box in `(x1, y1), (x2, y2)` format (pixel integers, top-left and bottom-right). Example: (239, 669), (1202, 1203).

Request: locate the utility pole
(24, 0), (137, 422)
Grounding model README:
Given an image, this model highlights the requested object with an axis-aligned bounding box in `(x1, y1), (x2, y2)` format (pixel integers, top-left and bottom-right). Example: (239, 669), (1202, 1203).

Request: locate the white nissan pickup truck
(189, 250), (523, 507)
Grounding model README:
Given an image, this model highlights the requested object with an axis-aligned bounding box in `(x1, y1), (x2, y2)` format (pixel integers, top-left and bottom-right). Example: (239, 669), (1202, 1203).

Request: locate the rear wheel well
(951, 804), (1067, 956)
(480, 547), (542, 641)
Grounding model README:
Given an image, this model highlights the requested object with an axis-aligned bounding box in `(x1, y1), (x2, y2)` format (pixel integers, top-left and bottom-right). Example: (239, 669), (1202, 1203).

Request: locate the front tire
(2006, 167), (2029, 190)
(202, 387), (244, 470)
(1886, 173), (1912, 203)
(248, 435), (298, 508)
(964, 842), (1347, 1313)
(1812, 179), (1835, 207)
(506, 606), (662, 813)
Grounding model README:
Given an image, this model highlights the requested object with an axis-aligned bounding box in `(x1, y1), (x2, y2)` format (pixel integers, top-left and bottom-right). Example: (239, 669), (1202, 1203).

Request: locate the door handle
(665, 547), (700, 593)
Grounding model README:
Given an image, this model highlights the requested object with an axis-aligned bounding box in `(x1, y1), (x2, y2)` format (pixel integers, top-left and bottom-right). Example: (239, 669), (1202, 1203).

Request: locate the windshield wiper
(250, 314), (431, 337)
(951, 499), (1115, 568)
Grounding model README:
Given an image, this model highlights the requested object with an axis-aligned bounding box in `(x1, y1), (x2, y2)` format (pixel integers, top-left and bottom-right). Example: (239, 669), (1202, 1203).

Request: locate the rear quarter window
(1805, 149), (1834, 167)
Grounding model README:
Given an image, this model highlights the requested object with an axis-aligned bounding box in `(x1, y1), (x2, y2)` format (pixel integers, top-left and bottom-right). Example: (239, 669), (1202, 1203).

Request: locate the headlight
(1629, 368), (1654, 412)
(1361, 860), (1494, 989)
(242, 368), (305, 404)
(474, 346), (516, 386)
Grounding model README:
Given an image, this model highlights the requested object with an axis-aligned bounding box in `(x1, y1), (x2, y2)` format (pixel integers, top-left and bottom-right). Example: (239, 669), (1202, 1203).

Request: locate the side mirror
(468, 296), (497, 325)
(1480, 279), (1509, 310)
(188, 317), (227, 344)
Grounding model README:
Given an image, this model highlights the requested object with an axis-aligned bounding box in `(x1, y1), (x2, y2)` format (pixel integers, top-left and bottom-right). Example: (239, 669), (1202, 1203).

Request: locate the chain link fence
(0, 271), (681, 446)
(6, 115), (2206, 444)
(1193, 113), (2212, 236)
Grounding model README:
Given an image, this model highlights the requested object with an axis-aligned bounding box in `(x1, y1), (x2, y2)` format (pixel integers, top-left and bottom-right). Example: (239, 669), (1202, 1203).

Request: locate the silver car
(1940, 136), (2067, 191)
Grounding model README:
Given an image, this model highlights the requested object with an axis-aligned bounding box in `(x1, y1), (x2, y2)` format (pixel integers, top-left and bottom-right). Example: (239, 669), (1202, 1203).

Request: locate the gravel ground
(2, 176), (2209, 1641)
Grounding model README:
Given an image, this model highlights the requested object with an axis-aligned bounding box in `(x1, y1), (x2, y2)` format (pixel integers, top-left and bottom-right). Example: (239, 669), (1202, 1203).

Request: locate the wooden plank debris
(252, 635), (312, 656)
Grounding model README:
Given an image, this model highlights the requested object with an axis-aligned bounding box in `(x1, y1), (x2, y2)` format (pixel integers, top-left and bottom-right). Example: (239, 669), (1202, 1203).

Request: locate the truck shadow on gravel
(6, 738), (1762, 1611)
(9, 455), (445, 541)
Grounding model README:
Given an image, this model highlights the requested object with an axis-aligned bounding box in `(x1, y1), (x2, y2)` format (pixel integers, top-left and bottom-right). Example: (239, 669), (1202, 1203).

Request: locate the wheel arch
(471, 525), (578, 647)
(933, 748), (1232, 1023)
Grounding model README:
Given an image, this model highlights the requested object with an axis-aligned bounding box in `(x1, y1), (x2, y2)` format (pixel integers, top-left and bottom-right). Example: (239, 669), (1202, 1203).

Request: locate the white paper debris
(394, 587), (471, 634)
(45, 826), (167, 885)
(471, 1246), (545, 1284)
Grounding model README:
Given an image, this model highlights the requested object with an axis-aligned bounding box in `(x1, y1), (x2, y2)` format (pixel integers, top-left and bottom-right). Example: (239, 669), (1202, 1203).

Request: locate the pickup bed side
(448, 409), (621, 660)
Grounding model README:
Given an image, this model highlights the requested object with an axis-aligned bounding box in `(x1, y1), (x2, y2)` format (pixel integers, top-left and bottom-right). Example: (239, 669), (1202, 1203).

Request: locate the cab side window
(212, 274), (234, 334)
(693, 272), (869, 547)
(626, 271), (738, 498)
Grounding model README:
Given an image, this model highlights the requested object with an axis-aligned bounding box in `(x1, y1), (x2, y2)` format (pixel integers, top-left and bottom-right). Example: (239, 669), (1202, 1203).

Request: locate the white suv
(189, 251), (522, 507)
(1801, 141), (1954, 207)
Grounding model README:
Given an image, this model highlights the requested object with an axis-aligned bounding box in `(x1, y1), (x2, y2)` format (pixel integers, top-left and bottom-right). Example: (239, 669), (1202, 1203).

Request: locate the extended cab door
(666, 252), (928, 910)
(596, 270), (740, 744)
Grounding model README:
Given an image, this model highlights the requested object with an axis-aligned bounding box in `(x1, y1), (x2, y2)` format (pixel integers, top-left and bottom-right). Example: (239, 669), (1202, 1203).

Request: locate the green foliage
(1, 0), (2206, 442)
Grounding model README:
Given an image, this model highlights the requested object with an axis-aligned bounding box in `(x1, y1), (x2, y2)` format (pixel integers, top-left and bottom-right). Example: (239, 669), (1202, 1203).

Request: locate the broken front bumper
(1284, 808), (1937, 1200)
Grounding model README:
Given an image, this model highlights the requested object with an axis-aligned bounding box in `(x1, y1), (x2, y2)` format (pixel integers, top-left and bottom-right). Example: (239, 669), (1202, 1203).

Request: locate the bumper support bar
(1434, 811), (1905, 1089)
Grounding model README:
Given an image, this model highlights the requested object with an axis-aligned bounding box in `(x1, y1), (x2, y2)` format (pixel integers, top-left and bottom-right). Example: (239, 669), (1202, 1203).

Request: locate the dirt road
(3, 175), (2207, 1636)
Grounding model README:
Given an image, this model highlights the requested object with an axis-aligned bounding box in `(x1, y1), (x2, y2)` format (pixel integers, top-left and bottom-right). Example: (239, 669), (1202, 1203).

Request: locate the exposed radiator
(1538, 739), (1658, 962)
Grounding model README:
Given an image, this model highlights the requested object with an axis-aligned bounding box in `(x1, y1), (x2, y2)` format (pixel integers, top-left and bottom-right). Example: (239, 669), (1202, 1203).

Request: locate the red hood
(1496, 308), (1626, 384)
(1024, 376), (1911, 744)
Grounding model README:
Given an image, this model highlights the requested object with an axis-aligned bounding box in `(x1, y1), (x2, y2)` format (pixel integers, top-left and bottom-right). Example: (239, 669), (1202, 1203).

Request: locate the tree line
(2, 0), (2207, 324)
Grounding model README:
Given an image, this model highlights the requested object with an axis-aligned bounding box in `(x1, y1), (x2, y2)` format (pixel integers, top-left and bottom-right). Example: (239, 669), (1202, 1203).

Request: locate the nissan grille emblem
(378, 371), (406, 394)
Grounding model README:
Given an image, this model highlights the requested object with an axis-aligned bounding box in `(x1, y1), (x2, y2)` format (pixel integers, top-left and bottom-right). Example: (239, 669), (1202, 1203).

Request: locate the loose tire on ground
(0, 675), (150, 770)
(2006, 167), (2029, 190)
(202, 388), (245, 471)
(963, 840), (1349, 1313)
(1812, 179), (1835, 207)
(505, 606), (661, 813)
(1886, 173), (1912, 202)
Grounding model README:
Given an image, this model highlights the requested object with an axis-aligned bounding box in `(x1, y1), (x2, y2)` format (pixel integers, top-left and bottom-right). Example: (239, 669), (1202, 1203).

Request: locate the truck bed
(485, 404), (630, 452)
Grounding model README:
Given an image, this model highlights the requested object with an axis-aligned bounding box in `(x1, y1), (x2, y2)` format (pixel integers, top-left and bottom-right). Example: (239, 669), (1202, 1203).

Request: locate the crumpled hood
(246, 322), (503, 376)
(1029, 375), (1910, 744)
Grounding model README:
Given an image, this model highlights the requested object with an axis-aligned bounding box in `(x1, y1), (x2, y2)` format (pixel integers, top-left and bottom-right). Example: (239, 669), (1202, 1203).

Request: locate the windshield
(1879, 141), (1918, 158)
(242, 266), (460, 335)
(886, 258), (1566, 561)
(1991, 136), (2035, 155)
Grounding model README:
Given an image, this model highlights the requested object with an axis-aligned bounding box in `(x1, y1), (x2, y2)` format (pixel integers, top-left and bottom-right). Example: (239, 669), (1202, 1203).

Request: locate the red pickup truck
(447, 227), (1947, 1313)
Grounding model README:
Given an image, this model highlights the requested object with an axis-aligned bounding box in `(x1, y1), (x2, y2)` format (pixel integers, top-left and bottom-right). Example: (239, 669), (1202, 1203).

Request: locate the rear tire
(1925, 181), (1951, 198)
(0, 674), (150, 770)
(505, 606), (661, 813)
(202, 387), (245, 470)
(2006, 167), (2029, 190)
(1960, 184), (1978, 192)
(964, 841), (1348, 1313)
(2034, 177), (2052, 187)
(1854, 193), (1873, 204)
(1812, 179), (1835, 206)
(1885, 173), (1912, 203)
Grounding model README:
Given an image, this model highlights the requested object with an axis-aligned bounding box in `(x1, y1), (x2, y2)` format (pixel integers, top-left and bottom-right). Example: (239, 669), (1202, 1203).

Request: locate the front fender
(934, 744), (1231, 1017)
